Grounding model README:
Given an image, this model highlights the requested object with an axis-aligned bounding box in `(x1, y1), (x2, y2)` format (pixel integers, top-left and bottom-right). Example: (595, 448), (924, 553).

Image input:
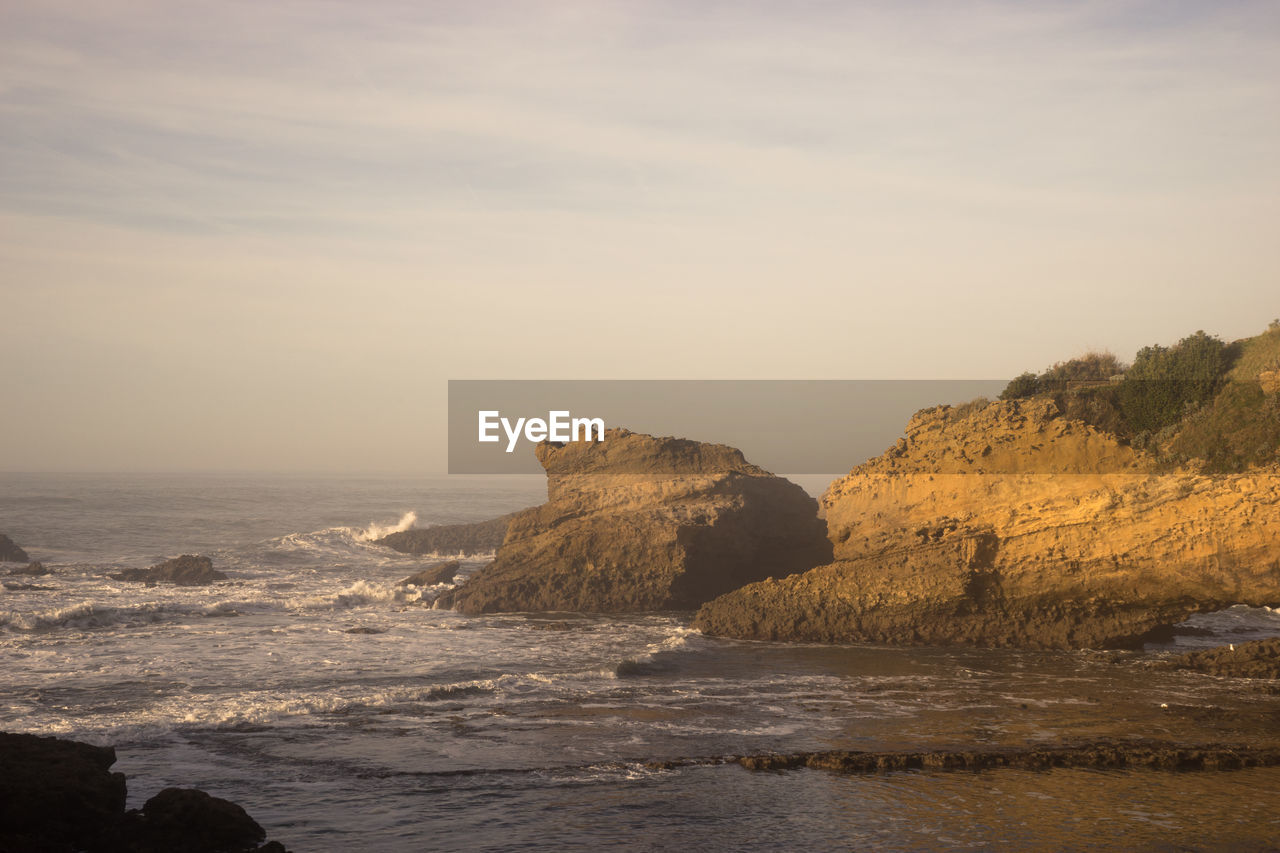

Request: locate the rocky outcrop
(736, 741), (1280, 775)
(696, 398), (1280, 649)
(438, 429), (832, 614)
(120, 787), (278, 853)
(110, 555), (228, 586)
(398, 560), (460, 587)
(7, 560), (49, 576)
(376, 511), (523, 556)
(0, 732), (125, 852)
(0, 731), (286, 852)
(0, 533), (30, 562)
(1168, 638), (1280, 680)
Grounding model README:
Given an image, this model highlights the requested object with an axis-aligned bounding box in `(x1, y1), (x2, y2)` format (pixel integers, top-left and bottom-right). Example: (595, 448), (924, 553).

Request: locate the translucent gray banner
(448, 380), (1006, 474)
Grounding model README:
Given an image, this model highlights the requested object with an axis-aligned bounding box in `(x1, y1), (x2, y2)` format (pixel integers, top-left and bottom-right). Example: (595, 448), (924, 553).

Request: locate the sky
(1, 0), (1277, 473)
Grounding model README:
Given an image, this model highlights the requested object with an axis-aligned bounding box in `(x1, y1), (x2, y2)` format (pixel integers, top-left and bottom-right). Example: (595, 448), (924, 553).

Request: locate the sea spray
(358, 511), (418, 542)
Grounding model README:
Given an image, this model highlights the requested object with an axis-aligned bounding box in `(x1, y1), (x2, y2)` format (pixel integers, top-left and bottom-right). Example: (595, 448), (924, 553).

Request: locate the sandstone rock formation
(0, 731), (286, 852)
(695, 398), (1280, 649)
(398, 560), (460, 587)
(438, 429), (832, 614)
(0, 532), (30, 562)
(377, 511), (523, 556)
(110, 555), (228, 586)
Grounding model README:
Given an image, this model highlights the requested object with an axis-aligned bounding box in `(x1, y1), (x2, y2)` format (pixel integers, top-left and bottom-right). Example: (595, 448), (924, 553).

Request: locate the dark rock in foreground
(736, 740), (1280, 775)
(121, 787), (272, 853)
(7, 560), (49, 576)
(377, 512), (524, 557)
(398, 560), (461, 587)
(0, 731), (286, 852)
(1168, 638), (1280, 680)
(439, 429), (832, 615)
(0, 731), (125, 852)
(110, 555), (227, 586)
(0, 532), (30, 563)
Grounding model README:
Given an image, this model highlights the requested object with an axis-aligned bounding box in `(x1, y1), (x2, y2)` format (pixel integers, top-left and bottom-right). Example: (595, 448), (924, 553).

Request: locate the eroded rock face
(695, 398), (1280, 649)
(0, 533), (30, 563)
(110, 555), (228, 586)
(440, 429), (832, 614)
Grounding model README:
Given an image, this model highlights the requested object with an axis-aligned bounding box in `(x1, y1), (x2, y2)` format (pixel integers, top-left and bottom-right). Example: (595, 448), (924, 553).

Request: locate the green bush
(1039, 351), (1126, 390)
(1000, 351), (1125, 401)
(1118, 331), (1234, 433)
(999, 372), (1040, 401)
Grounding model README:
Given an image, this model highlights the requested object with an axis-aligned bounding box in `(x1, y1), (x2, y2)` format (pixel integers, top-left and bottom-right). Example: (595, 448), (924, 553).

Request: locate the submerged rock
(0, 533), (30, 563)
(377, 512), (523, 556)
(7, 560), (49, 576)
(3, 581), (54, 591)
(1168, 638), (1280, 680)
(398, 560), (461, 587)
(696, 398), (1280, 649)
(110, 554), (228, 586)
(0, 731), (287, 852)
(439, 429), (832, 614)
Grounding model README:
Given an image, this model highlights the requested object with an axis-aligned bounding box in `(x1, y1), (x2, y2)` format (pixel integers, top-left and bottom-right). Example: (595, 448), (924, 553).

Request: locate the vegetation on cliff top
(999, 321), (1280, 472)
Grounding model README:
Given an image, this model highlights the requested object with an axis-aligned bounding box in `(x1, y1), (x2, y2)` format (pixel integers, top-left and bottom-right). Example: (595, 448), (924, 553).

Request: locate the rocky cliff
(438, 429), (832, 614)
(695, 398), (1280, 649)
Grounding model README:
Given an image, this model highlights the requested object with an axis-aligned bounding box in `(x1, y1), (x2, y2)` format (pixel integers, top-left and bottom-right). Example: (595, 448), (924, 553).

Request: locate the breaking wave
(272, 511), (419, 557)
(358, 511), (418, 542)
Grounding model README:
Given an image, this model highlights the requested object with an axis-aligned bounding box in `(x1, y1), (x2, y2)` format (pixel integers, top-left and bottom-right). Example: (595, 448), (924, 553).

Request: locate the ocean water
(3, 473), (1280, 852)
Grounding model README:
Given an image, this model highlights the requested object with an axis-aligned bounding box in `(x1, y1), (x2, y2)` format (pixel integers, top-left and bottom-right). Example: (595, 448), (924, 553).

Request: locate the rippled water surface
(3, 473), (1279, 851)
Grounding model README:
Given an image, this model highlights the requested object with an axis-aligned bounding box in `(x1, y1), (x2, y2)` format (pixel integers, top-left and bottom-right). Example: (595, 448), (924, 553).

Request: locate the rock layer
(736, 741), (1280, 775)
(377, 511), (523, 556)
(398, 560), (461, 587)
(696, 398), (1280, 649)
(440, 429), (832, 614)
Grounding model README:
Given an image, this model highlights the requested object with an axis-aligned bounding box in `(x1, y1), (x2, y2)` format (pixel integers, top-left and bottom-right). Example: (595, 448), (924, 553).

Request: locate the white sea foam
(1, 600), (169, 631)
(285, 580), (424, 611)
(358, 511), (418, 542)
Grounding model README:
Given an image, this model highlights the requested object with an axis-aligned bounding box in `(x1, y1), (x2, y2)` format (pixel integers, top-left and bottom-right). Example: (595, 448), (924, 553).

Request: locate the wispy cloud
(1, 0), (1278, 470)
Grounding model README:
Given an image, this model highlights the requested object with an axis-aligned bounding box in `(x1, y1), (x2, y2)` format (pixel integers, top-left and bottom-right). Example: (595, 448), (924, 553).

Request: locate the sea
(2, 472), (1279, 852)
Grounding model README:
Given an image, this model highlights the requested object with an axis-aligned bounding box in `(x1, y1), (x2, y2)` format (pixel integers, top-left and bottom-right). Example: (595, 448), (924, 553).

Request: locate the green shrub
(1118, 330), (1234, 433)
(1038, 351), (1126, 391)
(1001, 352), (1125, 401)
(999, 372), (1040, 401)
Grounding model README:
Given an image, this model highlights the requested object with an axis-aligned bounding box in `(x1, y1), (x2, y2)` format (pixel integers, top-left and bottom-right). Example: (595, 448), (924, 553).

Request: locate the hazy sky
(2, 0), (1277, 472)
